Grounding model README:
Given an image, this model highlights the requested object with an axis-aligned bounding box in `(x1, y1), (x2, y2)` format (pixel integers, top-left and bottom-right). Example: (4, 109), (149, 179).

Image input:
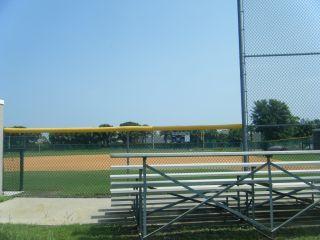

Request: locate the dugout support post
(19, 149), (25, 191)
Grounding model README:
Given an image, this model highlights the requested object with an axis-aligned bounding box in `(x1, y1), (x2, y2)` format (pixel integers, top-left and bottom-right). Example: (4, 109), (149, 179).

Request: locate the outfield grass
(276, 154), (320, 161)
(3, 154), (320, 197)
(1, 224), (320, 240)
(3, 171), (110, 197)
(4, 148), (112, 158)
(3, 150), (319, 197)
(4, 169), (223, 197)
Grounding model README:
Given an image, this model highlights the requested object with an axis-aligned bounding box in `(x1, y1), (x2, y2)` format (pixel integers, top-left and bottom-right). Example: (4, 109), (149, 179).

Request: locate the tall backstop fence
(1, 124), (319, 197)
(239, 0), (320, 148)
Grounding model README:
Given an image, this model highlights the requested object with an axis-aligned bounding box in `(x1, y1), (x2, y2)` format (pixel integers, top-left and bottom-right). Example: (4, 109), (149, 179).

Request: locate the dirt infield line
(3, 154), (268, 172)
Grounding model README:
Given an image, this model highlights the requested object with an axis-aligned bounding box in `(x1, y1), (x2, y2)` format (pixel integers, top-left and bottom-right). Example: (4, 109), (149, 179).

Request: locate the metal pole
(201, 130), (205, 150)
(237, 0), (249, 163)
(267, 155), (274, 233)
(126, 132), (129, 174)
(0, 99), (4, 195)
(251, 166), (255, 219)
(19, 149), (24, 191)
(142, 157), (147, 237)
(237, 175), (241, 214)
(138, 169), (143, 233)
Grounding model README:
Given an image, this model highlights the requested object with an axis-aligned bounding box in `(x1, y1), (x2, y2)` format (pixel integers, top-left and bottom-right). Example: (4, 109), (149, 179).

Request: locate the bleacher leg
(251, 166), (256, 219)
(267, 155), (274, 237)
(139, 169), (143, 234)
(142, 157), (148, 237)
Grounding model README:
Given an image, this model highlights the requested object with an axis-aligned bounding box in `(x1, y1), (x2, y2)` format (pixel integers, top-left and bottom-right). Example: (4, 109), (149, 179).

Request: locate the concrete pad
(0, 197), (111, 225)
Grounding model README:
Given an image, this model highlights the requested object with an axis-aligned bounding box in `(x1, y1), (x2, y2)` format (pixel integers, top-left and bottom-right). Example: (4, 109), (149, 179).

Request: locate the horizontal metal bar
(245, 52), (320, 58)
(147, 192), (207, 216)
(110, 169), (320, 179)
(110, 150), (320, 158)
(254, 188), (303, 208)
(111, 160), (320, 170)
(112, 191), (320, 201)
(111, 176), (320, 188)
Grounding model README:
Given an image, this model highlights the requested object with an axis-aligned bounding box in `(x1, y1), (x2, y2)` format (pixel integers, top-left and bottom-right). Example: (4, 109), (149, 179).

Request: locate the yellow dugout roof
(4, 124), (242, 134)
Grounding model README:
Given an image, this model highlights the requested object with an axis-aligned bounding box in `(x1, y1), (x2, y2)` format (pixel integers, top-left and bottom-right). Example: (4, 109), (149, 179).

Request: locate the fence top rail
(110, 150), (320, 158)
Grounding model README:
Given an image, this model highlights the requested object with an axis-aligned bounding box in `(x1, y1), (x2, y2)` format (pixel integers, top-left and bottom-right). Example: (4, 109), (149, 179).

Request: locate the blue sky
(0, 0), (241, 127)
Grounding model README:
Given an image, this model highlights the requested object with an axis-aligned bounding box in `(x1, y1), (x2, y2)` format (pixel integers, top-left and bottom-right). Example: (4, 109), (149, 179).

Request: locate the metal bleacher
(109, 150), (320, 239)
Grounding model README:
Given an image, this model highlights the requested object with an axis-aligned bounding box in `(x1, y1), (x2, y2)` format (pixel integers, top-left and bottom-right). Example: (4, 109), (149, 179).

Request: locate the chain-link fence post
(19, 149), (25, 191)
(237, 0), (249, 164)
(201, 130), (205, 150)
(0, 99), (4, 195)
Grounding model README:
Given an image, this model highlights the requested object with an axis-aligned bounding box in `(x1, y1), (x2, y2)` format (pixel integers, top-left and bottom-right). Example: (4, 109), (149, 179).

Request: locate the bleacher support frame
(111, 150), (320, 239)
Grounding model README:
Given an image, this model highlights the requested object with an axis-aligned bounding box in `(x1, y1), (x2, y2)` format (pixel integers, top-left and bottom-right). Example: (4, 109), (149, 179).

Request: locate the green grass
(3, 150), (319, 197)
(3, 152), (320, 197)
(0, 196), (13, 203)
(1, 224), (320, 240)
(2, 167), (257, 197)
(276, 154), (320, 161)
(3, 170), (110, 197)
(4, 149), (112, 157)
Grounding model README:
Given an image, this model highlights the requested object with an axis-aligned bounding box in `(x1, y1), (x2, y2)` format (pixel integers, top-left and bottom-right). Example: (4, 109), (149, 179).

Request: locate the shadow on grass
(73, 224), (138, 240)
(71, 224), (320, 240)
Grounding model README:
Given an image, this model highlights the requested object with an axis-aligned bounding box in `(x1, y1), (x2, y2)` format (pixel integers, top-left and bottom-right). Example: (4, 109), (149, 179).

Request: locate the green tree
(227, 129), (242, 143)
(118, 122), (147, 144)
(251, 99), (299, 140)
(49, 123), (115, 145)
(190, 130), (201, 144)
(97, 123), (116, 146)
(294, 119), (320, 138)
(203, 130), (219, 142)
(5, 126), (41, 149)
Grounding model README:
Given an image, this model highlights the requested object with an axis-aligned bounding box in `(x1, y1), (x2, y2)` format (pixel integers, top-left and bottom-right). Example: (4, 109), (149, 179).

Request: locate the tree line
(4, 99), (320, 147)
(251, 99), (320, 141)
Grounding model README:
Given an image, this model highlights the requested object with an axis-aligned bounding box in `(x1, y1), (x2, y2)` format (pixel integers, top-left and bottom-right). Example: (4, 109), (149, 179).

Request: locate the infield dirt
(4, 154), (267, 172)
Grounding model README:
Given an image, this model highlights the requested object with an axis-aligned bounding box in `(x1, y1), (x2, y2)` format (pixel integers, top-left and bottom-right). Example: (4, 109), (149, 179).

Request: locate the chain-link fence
(3, 1), (320, 198)
(3, 125), (319, 197)
(3, 128), (243, 197)
(241, 0), (320, 146)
